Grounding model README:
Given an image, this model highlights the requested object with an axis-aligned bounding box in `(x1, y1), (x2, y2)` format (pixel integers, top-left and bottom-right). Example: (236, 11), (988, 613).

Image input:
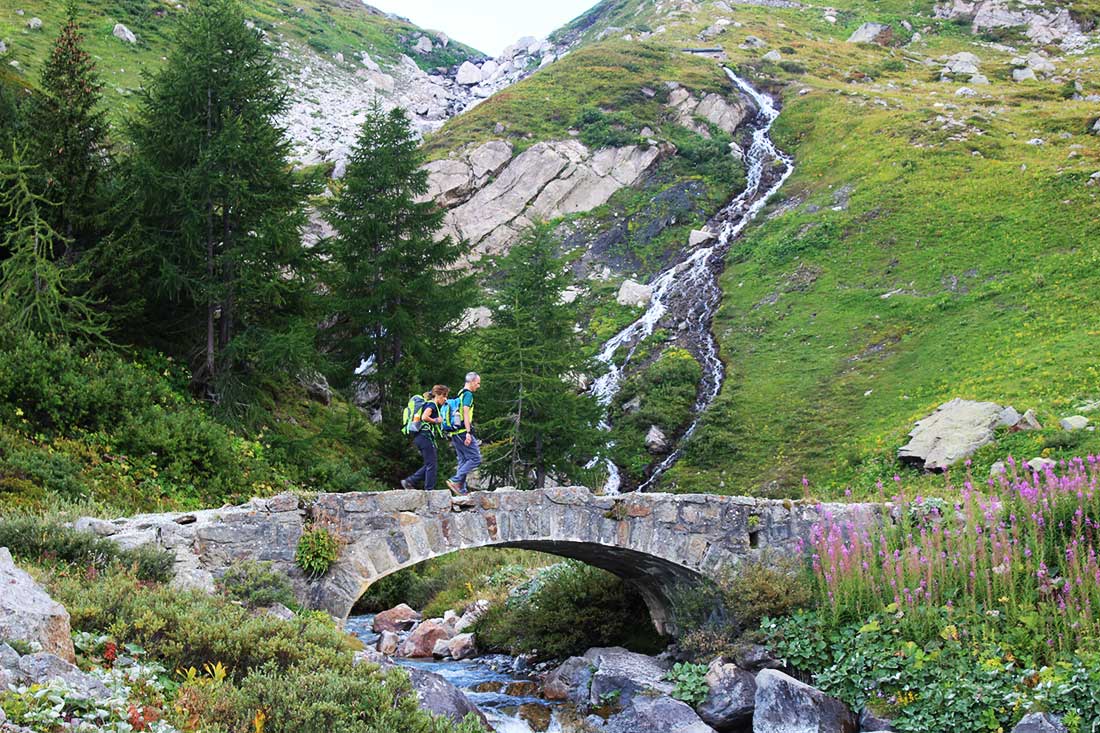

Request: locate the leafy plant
(295, 525), (340, 578)
(666, 662), (709, 707)
(217, 560), (298, 610)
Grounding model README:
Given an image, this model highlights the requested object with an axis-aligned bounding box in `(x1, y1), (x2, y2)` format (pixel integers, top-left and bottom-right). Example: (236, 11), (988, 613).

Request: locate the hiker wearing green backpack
(443, 372), (482, 496)
(400, 385), (450, 491)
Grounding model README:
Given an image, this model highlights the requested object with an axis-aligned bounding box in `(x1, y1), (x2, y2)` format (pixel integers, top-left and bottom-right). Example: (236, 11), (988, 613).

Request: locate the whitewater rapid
(589, 69), (795, 493)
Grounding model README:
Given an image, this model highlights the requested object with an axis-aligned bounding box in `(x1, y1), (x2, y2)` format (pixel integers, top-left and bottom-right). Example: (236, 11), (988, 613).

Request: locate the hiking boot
(400, 479), (415, 491)
(446, 480), (465, 496)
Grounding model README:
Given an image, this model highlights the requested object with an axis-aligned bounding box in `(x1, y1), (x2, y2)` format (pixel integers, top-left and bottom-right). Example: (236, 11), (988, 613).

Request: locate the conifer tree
(119, 0), (313, 398)
(322, 102), (473, 416)
(0, 145), (106, 340)
(476, 224), (601, 489)
(27, 1), (109, 253)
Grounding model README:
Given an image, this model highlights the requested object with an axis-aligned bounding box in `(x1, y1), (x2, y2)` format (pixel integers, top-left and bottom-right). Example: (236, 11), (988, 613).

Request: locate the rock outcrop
(847, 23), (893, 45)
(753, 669), (858, 733)
(112, 23), (136, 43)
(0, 548), (76, 663)
(666, 84), (752, 137)
(422, 140), (514, 206)
(934, 0), (1087, 48)
(433, 140), (666, 257)
(898, 398), (1020, 471)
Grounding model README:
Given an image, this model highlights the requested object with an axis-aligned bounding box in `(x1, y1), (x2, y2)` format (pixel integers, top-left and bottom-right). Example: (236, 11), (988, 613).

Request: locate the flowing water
(347, 615), (585, 733)
(590, 69), (795, 493)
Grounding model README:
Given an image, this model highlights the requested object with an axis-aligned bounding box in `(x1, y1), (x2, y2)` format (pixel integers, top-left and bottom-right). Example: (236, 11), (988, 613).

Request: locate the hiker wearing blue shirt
(445, 372), (482, 496)
(400, 385), (449, 491)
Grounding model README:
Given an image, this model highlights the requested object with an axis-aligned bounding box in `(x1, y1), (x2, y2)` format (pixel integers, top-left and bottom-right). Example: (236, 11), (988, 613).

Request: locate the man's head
(431, 384), (450, 404)
(465, 371), (481, 392)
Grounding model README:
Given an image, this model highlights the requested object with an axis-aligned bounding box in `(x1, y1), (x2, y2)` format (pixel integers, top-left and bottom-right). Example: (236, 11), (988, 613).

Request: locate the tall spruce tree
(476, 224), (601, 489)
(322, 102), (473, 416)
(26, 1), (109, 254)
(119, 0), (314, 398)
(0, 145), (106, 339)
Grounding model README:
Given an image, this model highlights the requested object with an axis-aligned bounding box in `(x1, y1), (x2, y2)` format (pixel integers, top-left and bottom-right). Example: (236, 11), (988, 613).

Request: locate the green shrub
(666, 662), (709, 706)
(474, 561), (663, 660)
(217, 561), (299, 610)
(176, 660), (486, 733)
(49, 566), (357, 678)
(573, 106), (639, 149)
(0, 516), (173, 582)
(296, 525), (340, 578)
(779, 61), (806, 74)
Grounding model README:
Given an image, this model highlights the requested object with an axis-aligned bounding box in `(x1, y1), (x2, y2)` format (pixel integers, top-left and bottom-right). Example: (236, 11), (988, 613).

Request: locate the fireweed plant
(800, 455), (1100, 662)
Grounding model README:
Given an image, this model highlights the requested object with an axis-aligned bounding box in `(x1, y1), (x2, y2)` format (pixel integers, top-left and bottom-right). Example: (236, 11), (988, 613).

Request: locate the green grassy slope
(0, 0), (480, 122)
(617, 1), (1100, 497)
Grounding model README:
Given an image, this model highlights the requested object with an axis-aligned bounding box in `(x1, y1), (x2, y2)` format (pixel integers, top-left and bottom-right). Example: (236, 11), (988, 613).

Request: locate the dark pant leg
(409, 432), (437, 490)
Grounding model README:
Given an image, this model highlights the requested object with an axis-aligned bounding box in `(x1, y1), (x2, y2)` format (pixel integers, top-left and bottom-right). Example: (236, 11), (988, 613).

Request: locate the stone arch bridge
(79, 488), (880, 634)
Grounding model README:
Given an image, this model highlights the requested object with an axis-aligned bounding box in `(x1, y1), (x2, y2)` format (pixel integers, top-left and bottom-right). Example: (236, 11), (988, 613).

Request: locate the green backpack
(401, 393), (430, 435)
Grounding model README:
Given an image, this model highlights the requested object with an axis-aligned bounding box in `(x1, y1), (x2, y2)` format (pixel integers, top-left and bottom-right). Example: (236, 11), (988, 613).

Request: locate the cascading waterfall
(590, 69), (794, 493)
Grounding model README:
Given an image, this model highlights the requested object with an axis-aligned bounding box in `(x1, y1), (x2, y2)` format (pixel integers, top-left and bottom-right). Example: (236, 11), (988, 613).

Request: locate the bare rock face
(422, 140), (514, 207)
(666, 85), (751, 136)
(398, 619), (454, 658)
(753, 669), (858, 733)
(934, 0), (1086, 47)
(898, 398), (1012, 471)
(847, 22), (893, 45)
(645, 425), (669, 454)
(697, 659), (756, 730)
(437, 140), (665, 257)
(373, 603), (423, 633)
(0, 548), (76, 663)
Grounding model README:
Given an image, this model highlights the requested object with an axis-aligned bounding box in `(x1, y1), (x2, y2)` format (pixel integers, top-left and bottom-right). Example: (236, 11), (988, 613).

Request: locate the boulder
(1092, 118), (1100, 135)
(762, 50), (782, 62)
(112, 23), (136, 43)
(1013, 67), (1037, 82)
(459, 306), (493, 330)
(990, 461), (1007, 478)
(406, 666), (489, 726)
(0, 548), (76, 662)
(753, 669), (858, 733)
(543, 655), (594, 704)
(955, 87), (977, 97)
(454, 599), (491, 633)
(583, 647), (673, 708)
(645, 425), (669, 454)
(16, 653), (110, 700)
(1059, 415), (1089, 431)
(690, 229), (716, 246)
(697, 659), (756, 731)
(377, 630), (399, 655)
(847, 23), (893, 45)
(617, 279), (653, 307)
(860, 708), (896, 731)
(1027, 457), (1057, 472)
(398, 619), (454, 658)
(372, 603), (422, 633)
(898, 398), (1007, 471)
(257, 603), (295, 621)
(480, 59), (499, 81)
(944, 52), (981, 76)
(741, 36), (767, 49)
(1018, 409), (1043, 430)
(449, 633), (477, 660)
(607, 695), (717, 733)
(1011, 713), (1067, 733)
(432, 637), (452, 659)
(414, 36), (433, 54)
(732, 644), (782, 672)
(0, 642), (19, 670)
(456, 61), (481, 85)
(26, 17), (43, 30)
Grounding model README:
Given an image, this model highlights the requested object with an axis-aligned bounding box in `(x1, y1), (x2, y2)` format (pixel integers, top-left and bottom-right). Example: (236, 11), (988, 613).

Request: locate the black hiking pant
(407, 431), (438, 490)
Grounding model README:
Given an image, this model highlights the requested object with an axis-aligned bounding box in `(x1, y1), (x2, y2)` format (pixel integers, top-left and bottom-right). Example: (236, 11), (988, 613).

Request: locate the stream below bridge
(589, 69), (794, 493)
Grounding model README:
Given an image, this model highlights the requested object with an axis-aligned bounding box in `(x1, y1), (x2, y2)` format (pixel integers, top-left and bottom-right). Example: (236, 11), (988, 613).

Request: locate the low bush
(296, 525), (340, 577)
(217, 560), (299, 610)
(666, 662), (709, 706)
(0, 516), (173, 582)
(475, 561), (663, 660)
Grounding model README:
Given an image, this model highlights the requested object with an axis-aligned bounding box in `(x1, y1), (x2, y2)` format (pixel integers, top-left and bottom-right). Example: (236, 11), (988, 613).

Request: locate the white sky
(367, 1), (599, 57)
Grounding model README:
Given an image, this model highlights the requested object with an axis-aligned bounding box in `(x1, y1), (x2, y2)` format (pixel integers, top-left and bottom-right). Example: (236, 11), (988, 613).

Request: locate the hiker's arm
(462, 402), (474, 444)
(422, 407), (442, 424)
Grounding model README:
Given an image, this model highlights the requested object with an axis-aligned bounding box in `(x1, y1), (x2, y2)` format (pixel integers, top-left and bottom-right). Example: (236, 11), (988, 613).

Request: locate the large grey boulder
(1059, 415), (1089, 431)
(645, 425), (669, 454)
(617, 279), (654, 307)
(583, 647), (673, 708)
(112, 23), (136, 43)
(1011, 713), (1067, 733)
(0, 548), (76, 662)
(354, 650), (488, 727)
(413, 36), (433, 54)
(455, 61), (481, 85)
(16, 653), (110, 700)
(606, 695), (717, 733)
(753, 669), (857, 733)
(698, 659), (756, 731)
(847, 23), (893, 45)
(26, 17), (43, 30)
(898, 398), (1009, 471)
(543, 655), (595, 704)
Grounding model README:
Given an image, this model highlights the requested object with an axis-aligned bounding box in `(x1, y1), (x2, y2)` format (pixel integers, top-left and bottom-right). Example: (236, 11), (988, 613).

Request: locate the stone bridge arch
(79, 488), (882, 636)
